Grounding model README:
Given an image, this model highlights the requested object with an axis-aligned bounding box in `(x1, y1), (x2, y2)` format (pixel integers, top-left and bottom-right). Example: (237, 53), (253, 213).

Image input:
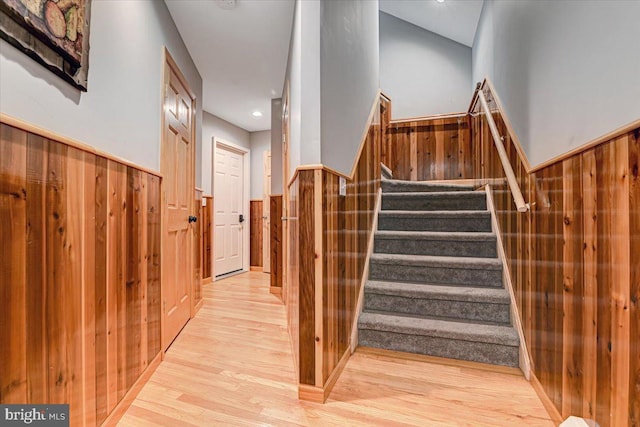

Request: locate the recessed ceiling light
(215, 0), (236, 10)
(436, 0), (445, 3)
(252, 111), (263, 118)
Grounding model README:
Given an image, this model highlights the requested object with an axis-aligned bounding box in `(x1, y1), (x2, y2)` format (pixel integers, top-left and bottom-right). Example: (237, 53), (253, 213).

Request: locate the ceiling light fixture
(252, 111), (263, 118)
(215, 0), (236, 11)
(436, 0), (445, 3)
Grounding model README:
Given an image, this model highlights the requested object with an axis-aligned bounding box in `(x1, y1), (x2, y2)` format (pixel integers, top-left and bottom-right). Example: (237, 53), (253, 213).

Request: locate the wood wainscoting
(0, 118), (162, 426)
(269, 195), (283, 295)
(250, 200), (263, 269)
(381, 79), (639, 426)
(202, 195), (213, 282)
(193, 188), (203, 315)
(382, 113), (471, 181)
(286, 95), (382, 402)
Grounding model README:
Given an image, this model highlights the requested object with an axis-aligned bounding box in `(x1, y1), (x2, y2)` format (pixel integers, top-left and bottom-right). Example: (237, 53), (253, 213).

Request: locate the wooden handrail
(476, 90), (530, 212)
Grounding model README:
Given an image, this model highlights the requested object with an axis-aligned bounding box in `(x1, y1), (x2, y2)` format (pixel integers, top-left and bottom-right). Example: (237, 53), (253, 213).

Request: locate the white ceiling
(379, 0), (484, 47)
(165, 0), (295, 132)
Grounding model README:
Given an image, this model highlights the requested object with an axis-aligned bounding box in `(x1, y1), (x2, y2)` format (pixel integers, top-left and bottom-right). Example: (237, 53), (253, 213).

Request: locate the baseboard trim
(356, 347), (523, 376)
(250, 266), (263, 272)
(269, 286), (282, 295)
(530, 371), (563, 425)
(202, 276), (212, 285)
(298, 348), (350, 404)
(485, 185), (533, 380)
(350, 187), (382, 351)
(101, 352), (162, 426)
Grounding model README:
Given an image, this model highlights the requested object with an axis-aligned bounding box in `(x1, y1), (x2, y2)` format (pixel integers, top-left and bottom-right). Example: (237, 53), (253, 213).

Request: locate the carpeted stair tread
(382, 179), (475, 193)
(377, 210), (492, 232)
(374, 230), (497, 258)
(382, 191), (487, 211)
(358, 311), (519, 347)
(370, 253), (502, 270)
(365, 280), (509, 304)
(375, 230), (496, 241)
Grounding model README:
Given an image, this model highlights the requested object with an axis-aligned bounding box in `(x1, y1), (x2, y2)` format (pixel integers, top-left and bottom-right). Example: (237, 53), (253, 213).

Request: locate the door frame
(262, 150), (271, 273)
(160, 47), (197, 352)
(212, 137), (250, 277)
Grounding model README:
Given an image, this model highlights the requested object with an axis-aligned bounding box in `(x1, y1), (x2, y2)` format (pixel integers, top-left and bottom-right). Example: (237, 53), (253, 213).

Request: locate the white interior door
(263, 151), (271, 273)
(215, 145), (244, 276)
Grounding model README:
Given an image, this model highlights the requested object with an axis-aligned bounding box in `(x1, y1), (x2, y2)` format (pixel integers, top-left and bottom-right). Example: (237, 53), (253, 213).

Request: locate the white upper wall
(320, 0), (379, 176)
(249, 130), (271, 200)
(380, 11), (472, 118)
(202, 110), (250, 195)
(0, 0), (203, 182)
(271, 98), (283, 194)
(473, 0), (640, 166)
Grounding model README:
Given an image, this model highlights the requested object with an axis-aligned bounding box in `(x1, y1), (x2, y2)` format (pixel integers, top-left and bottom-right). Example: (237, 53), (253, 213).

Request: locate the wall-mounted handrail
(476, 90), (530, 212)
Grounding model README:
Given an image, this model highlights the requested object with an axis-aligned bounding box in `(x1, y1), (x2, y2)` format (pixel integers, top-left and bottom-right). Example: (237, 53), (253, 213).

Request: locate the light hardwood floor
(117, 272), (554, 426)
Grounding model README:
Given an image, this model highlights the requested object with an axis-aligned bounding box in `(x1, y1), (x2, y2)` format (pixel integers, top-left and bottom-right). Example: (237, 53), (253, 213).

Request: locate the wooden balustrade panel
(287, 178), (300, 377)
(629, 130), (640, 426)
(250, 200), (263, 267)
(202, 196), (213, 280)
(270, 195), (283, 291)
(468, 84), (639, 426)
(384, 116), (470, 181)
(297, 170), (316, 386)
(0, 122), (161, 426)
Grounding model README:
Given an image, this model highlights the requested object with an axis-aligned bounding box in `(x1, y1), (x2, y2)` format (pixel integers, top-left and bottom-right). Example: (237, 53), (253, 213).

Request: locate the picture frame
(0, 0), (92, 91)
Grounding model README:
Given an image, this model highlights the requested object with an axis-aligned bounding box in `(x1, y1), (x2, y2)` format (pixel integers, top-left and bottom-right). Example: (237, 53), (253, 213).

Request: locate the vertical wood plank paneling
(270, 195), (283, 291)
(94, 156), (109, 425)
(581, 149), (598, 421)
(629, 130), (640, 426)
(25, 133), (48, 404)
(0, 124), (27, 404)
(298, 170), (316, 386)
(126, 168), (143, 389)
(611, 135), (631, 427)
(202, 196), (213, 280)
(106, 160), (125, 412)
(250, 200), (263, 267)
(193, 189), (202, 307)
(82, 151), (97, 426)
(595, 143), (613, 427)
(0, 121), (162, 426)
(562, 155), (584, 418)
(147, 175), (162, 363)
(47, 144), (84, 425)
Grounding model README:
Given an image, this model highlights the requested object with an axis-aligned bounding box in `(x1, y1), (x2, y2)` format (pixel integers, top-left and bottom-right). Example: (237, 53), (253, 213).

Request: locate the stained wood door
(263, 150), (271, 272)
(214, 144), (244, 276)
(161, 52), (195, 350)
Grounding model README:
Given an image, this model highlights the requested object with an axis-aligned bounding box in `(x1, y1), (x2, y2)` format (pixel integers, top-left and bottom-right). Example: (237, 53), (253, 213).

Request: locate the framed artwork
(0, 0), (92, 91)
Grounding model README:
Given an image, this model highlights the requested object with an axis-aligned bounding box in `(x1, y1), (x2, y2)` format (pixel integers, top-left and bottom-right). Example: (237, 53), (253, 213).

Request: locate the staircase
(358, 174), (520, 367)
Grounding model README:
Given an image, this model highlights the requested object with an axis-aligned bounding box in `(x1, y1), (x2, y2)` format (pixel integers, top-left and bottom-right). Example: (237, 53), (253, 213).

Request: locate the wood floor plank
(119, 272), (554, 426)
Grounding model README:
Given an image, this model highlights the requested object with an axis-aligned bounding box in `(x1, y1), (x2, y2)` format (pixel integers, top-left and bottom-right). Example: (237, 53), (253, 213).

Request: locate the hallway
(118, 272), (553, 426)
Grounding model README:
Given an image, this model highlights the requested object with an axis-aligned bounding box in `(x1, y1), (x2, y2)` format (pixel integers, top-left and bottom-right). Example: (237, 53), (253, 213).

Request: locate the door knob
(188, 215), (197, 223)
(239, 214), (245, 223)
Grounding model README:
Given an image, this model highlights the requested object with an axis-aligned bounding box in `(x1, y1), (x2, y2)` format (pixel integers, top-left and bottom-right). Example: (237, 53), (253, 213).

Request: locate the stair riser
(364, 293), (510, 324)
(382, 182), (474, 193)
(382, 196), (486, 211)
(358, 330), (519, 367)
(378, 216), (492, 232)
(369, 262), (502, 287)
(374, 238), (497, 258)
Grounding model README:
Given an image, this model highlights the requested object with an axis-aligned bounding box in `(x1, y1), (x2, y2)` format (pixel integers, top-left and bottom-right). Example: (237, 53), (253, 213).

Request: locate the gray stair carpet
(358, 178), (520, 367)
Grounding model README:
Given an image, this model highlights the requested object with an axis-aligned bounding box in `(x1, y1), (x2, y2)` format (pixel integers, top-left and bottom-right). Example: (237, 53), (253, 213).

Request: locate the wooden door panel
(214, 145), (244, 275)
(162, 54), (194, 350)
